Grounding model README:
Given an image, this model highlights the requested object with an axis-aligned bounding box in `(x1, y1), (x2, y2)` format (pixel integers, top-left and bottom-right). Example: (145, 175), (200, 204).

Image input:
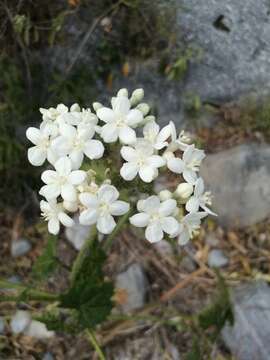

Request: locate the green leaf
(32, 235), (58, 280)
(198, 272), (234, 337)
(36, 310), (82, 334)
(60, 238), (113, 329)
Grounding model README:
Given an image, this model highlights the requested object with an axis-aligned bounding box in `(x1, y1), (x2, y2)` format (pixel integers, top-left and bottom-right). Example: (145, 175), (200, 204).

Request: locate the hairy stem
(86, 329), (106, 360)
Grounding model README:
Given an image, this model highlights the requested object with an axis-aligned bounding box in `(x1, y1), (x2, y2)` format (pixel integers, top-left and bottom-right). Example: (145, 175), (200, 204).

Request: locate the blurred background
(1, 0), (270, 359)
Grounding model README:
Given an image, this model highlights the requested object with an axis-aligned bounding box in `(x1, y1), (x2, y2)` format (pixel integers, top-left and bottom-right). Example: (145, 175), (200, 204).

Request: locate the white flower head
(79, 184), (130, 234)
(166, 144), (205, 184)
(186, 178), (216, 216)
(143, 120), (172, 150)
(26, 127), (57, 166)
(40, 157), (86, 202)
(177, 211), (207, 245)
(130, 195), (180, 243)
(96, 95), (143, 144)
(120, 139), (165, 183)
(40, 199), (74, 234)
(39, 104), (68, 137)
(52, 123), (104, 169)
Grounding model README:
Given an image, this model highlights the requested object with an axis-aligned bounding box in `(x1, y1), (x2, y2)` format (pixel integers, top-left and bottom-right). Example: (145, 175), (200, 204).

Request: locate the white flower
(129, 196), (179, 243)
(40, 157), (86, 202)
(52, 123), (104, 169)
(186, 178), (216, 215)
(166, 144), (205, 184)
(39, 104), (68, 137)
(26, 127), (57, 166)
(168, 122), (191, 152)
(120, 140), (165, 183)
(40, 199), (74, 234)
(96, 95), (143, 144)
(10, 310), (31, 334)
(158, 189), (172, 201)
(174, 182), (193, 201)
(79, 184), (130, 234)
(58, 108), (98, 128)
(177, 212), (207, 245)
(143, 120), (172, 150)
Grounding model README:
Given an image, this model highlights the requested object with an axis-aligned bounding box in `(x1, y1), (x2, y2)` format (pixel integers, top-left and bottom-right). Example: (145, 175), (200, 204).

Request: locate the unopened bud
(130, 88), (144, 106)
(175, 183), (193, 202)
(93, 102), (103, 111)
(136, 103), (150, 116)
(70, 103), (80, 112)
(63, 201), (78, 212)
(117, 88), (128, 97)
(158, 190), (172, 201)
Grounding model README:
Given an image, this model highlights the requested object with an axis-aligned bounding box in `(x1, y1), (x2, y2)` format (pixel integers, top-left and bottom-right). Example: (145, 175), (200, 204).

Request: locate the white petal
(139, 165), (156, 183)
(84, 140), (104, 159)
(101, 123), (118, 143)
(48, 218), (60, 235)
(148, 155), (165, 168)
(61, 184), (77, 202)
(178, 229), (190, 245)
(157, 123), (172, 144)
(59, 123), (77, 138)
(186, 197), (200, 213)
(47, 148), (58, 165)
(97, 108), (116, 123)
(142, 196), (160, 213)
(158, 199), (177, 216)
(51, 136), (70, 157)
(41, 170), (58, 184)
(55, 157), (72, 176)
(68, 170), (86, 185)
(195, 178), (204, 196)
(113, 96), (130, 115)
(97, 214), (116, 234)
(129, 213), (150, 227)
(120, 146), (137, 162)
(10, 311), (31, 334)
(126, 109), (143, 127)
(40, 184), (60, 199)
(143, 120), (159, 137)
(110, 201), (130, 216)
(161, 217), (180, 236)
(145, 223), (163, 243)
(183, 169), (197, 184)
(79, 209), (98, 225)
(77, 124), (95, 140)
(167, 158), (184, 174)
(26, 127), (42, 145)
(58, 212), (74, 227)
(98, 185), (119, 203)
(119, 126), (136, 145)
(28, 147), (46, 166)
(69, 150), (84, 169)
(120, 162), (138, 181)
(79, 193), (98, 208)
(183, 145), (194, 163)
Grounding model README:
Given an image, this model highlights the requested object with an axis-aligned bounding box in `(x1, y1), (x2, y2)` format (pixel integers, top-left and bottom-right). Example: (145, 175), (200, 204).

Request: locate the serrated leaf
(60, 238), (113, 328)
(36, 310), (81, 334)
(32, 235), (58, 280)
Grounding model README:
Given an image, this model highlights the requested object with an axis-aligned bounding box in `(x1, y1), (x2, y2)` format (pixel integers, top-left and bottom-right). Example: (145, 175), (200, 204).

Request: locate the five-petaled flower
(185, 178), (216, 216)
(177, 211), (208, 245)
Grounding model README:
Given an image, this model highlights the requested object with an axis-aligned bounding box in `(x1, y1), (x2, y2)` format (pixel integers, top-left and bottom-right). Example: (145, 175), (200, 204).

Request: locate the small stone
(207, 249), (228, 268)
(24, 320), (55, 339)
(0, 317), (5, 333)
(116, 263), (148, 313)
(153, 240), (173, 256)
(10, 311), (31, 334)
(205, 233), (219, 247)
(65, 215), (91, 250)
(11, 239), (31, 257)
(181, 256), (196, 272)
(42, 353), (54, 360)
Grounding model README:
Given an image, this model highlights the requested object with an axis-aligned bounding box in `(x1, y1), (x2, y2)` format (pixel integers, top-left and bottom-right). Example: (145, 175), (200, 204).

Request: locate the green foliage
(198, 273), (234, 338)
(36, 310), (82, 334)
(32, 235), (58, 280)
(60, 238), (114, 329)
(184, 338), (202, 360)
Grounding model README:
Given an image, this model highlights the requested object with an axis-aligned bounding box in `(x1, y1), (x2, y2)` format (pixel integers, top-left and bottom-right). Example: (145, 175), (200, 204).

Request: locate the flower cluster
(26, 88), (215, 245)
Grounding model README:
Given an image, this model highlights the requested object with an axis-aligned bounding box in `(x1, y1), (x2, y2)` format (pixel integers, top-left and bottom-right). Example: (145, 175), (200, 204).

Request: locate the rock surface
(11, 239), (31, 257)
(201, 143), (270, 227)
(207, 249), (229, 268)
(65, 215), (91, 250)
(222, 281), (270, 360)
(115, 263), (148, 313)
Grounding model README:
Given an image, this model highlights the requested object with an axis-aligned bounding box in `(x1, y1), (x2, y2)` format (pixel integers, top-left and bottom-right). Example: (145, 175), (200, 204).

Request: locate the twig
(86, 329), (106, 360)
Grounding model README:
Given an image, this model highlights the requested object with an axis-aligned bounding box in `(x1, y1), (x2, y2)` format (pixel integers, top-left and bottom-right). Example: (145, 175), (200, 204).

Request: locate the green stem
(70, 226), (97, 284)
(86, 329), (106, 360)
(0, 279), (59, 302)
(103, 208), (134, 251)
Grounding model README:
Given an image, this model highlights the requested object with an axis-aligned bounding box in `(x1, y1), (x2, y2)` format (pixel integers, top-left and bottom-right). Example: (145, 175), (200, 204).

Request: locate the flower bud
(63, 201), (78, 212)
(130, 88), (144, 106)
(144, 115), (156, 123)
(93, 102), (103, 111)
(70, 103), (80, 112)
(158, 189), (172, 201)
(117, 88), (128, 97)
(136, 103), (150, 116)
(174, 183), (193, 202)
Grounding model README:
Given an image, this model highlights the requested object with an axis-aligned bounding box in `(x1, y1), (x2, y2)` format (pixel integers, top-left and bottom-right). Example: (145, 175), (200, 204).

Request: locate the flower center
(99, 202), (110, 215)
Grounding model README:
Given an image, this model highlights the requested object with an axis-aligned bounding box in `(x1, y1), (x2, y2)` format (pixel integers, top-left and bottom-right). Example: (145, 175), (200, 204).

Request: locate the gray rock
(0, 317), (5, 334)
(207, 249), (228, 268)
(42, 353), (54, 360)
(11, 239), (31, 257)
(222, 281), (270, 360)
(65, 215), (91, 250)
(201, 143), (270, 227)
(115, 263), (148, 313)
